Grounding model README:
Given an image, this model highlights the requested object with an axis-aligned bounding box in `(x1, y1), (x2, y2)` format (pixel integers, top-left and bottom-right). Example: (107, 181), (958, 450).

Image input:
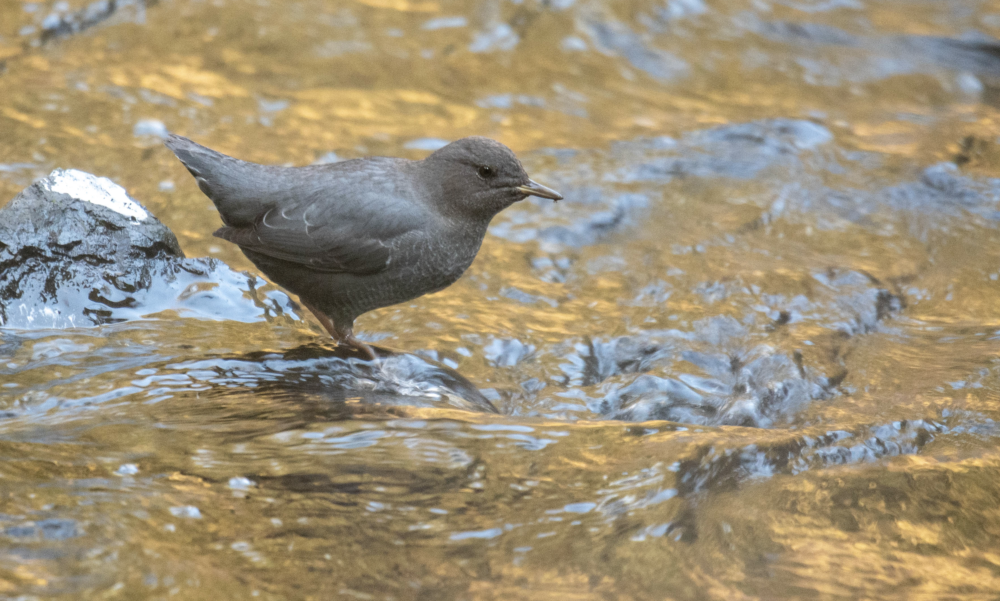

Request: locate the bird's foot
(300, 301), (379, 361)
(343, 334), (379, 362)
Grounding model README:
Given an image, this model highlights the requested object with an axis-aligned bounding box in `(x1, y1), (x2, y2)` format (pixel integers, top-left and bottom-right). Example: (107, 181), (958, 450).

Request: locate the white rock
(44, 169), (148, 220)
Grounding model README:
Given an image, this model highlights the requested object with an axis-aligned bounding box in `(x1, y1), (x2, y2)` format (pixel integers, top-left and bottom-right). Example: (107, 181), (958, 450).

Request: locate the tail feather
(164, 134), (277, 226)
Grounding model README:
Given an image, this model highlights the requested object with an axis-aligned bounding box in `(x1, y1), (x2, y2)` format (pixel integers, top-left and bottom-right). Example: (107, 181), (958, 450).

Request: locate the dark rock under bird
(165, 135), (562, 359)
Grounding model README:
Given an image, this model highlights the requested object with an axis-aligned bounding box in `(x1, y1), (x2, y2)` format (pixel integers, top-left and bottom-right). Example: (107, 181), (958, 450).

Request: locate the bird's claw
(345, 335), (379, 362)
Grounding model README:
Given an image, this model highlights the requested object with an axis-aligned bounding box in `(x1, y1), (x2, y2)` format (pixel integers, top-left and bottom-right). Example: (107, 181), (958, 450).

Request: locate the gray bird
(165, 135), (562, 360)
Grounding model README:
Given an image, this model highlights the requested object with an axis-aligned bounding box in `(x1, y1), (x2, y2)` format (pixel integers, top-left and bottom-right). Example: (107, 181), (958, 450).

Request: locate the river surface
(3, 0), (1000, 598)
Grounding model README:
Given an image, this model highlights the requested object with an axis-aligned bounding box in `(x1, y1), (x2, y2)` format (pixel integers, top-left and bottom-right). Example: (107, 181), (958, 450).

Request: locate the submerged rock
(550, 276), (903, 427)
(146, 344), (498, 413)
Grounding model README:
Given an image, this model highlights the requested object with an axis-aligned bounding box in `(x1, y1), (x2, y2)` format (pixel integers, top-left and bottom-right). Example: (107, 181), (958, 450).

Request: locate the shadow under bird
(165, 135), (562, 360)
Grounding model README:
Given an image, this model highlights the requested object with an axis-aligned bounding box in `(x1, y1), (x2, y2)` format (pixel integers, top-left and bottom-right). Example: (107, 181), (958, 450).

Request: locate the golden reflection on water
(4, 0), (1000, 598)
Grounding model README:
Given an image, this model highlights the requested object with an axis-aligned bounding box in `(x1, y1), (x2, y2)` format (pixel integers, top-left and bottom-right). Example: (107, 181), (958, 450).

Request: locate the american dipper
(165, 135), (562, 360)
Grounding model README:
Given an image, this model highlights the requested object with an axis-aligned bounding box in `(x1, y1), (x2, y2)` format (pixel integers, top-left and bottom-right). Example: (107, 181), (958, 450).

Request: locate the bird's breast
(398, 226), (486, 292)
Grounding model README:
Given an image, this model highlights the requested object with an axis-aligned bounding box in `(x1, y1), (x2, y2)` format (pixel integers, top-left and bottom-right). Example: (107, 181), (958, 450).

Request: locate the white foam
(44, 168), (148, 220)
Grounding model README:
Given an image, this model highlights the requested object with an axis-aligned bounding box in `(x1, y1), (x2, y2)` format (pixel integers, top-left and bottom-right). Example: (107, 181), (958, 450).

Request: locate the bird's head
(422, 136), (562, 220)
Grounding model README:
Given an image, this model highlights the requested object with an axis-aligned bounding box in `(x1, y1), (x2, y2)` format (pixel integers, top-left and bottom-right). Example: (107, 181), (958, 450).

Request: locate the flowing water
(3, 0), (1000, 598)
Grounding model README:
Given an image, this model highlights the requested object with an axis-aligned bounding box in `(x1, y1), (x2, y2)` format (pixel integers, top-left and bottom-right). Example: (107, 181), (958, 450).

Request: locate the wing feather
(200, 158), (427, 276)
(215, 193), (421, 275)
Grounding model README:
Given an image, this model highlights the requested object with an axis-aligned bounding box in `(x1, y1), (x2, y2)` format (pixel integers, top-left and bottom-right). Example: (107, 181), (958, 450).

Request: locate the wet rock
(746, 13), (1000, 87)
(0, 333), (500, 416)
(537, 193), (649, 247)
(3, 518), (80, 541)
(544, 266), (906, 427)
(32, 0), (152, 45)
(560, 335), (672, 388)
(146, 344), (499, 413)
(581, 17), (689, 81)
(0, 169), (295, 328)
(888, 163), (1000, 218)
(619, 119), (833, 183)
(693, 119), (834, 152)
(817, 278), (904, 336)
(605, 346), (828, 427)
(755, 20), (862, 48)
(550, 314), (850, 427)
(612, 268), (901, 425)
(769, 164), (1000, 233)
(585, 318), (830, 427)
(483, 338), (535, 367)
(759, 20), (1000, 78)
(674, 418), (950, 498)
(576, 417), (960, 546)
(914, 37), (1000, 77)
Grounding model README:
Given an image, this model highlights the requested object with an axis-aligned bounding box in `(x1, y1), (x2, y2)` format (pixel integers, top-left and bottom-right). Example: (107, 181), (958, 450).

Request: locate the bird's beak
(516, 179), (563, 201)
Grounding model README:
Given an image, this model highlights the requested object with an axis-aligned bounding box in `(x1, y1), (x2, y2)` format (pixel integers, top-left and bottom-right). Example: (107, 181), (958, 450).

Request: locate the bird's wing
(209, 161), (429, 275)
(215, 190), (423, 275)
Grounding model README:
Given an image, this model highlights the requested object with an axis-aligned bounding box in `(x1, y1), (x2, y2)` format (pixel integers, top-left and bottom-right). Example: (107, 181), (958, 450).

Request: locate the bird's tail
(164, 134), (277, 227)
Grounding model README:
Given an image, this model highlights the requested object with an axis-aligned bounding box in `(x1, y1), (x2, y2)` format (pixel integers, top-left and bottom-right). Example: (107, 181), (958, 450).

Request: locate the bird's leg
(340, 328), (379, 362)
(300, 299), (338, 338)
(300, 300), (378, 361)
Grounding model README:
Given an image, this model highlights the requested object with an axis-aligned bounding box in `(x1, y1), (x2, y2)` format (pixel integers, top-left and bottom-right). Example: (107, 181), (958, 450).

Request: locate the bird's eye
(477, 165), (495, 179)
